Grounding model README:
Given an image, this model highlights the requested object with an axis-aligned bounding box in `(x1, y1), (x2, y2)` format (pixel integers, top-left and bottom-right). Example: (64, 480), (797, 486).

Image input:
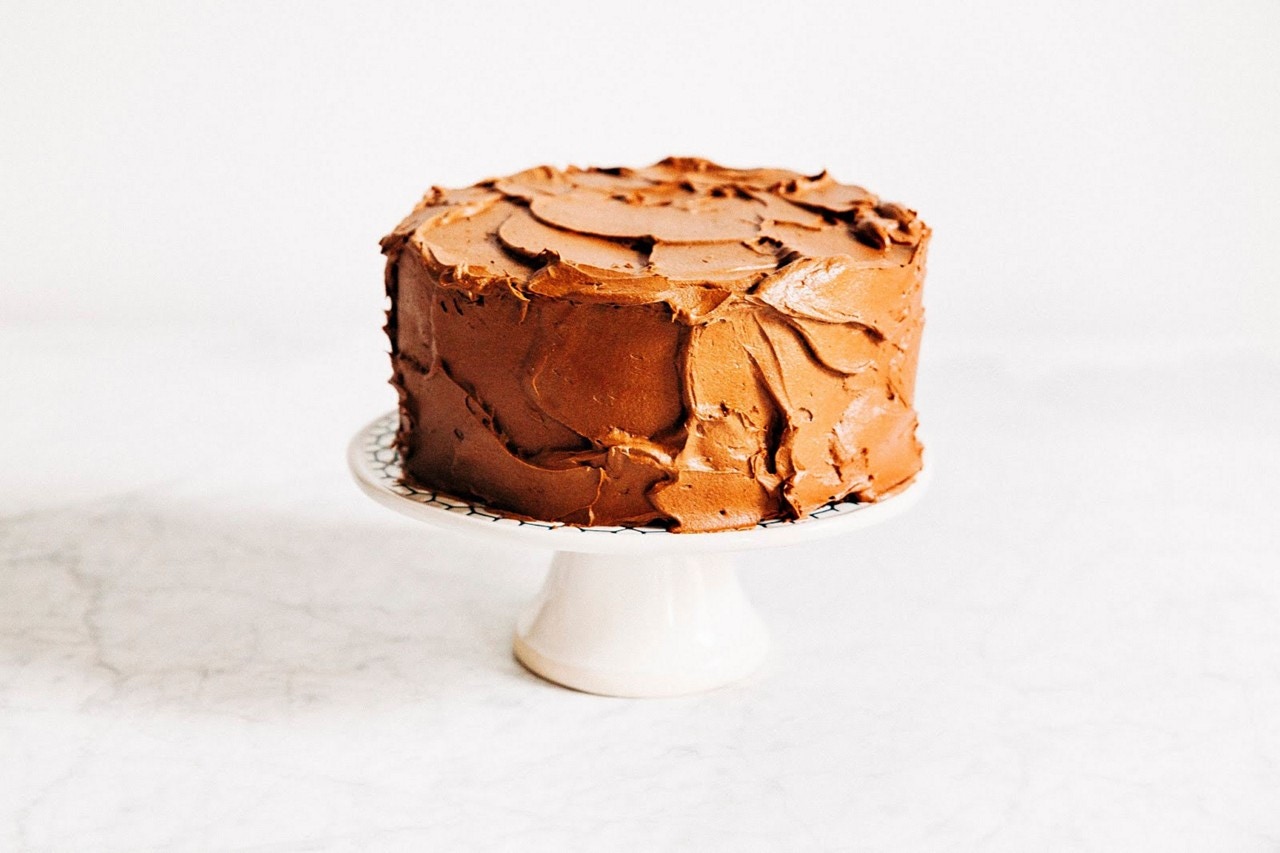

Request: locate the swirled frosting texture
(381, 158), (927, 532)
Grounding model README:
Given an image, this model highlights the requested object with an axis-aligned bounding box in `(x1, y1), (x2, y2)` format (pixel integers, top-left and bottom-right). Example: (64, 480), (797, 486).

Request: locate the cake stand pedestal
(349, 413), (927, 698)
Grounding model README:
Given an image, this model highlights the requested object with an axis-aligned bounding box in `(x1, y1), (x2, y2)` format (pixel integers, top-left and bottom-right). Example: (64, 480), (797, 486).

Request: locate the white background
(3, 2), (1279, 851)
(4, 0), (1278, 352)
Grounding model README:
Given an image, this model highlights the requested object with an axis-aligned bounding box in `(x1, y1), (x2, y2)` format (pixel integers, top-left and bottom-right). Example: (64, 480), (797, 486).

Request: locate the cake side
(381, 158), (927, 532)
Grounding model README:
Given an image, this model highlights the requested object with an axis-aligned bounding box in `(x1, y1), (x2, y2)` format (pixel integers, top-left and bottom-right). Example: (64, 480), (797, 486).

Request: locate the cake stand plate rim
(348, 411), (929, 555)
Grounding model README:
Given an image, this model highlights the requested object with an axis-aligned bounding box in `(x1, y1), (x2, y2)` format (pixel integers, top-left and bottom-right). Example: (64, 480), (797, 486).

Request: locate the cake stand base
(513, 552), (768, 697)
(350, 412), (928, 698)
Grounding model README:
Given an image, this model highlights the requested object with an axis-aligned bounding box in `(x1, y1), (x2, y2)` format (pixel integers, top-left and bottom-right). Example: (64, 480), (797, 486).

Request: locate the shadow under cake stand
(349, 412), (928, 698)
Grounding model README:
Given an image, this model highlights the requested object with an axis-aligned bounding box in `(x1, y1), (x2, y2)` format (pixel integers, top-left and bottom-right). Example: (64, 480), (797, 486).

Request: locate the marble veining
(1, 325), (1279, 851)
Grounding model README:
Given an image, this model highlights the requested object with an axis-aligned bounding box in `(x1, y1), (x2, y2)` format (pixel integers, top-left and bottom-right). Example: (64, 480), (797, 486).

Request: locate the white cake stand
(349, 413), (928, 697)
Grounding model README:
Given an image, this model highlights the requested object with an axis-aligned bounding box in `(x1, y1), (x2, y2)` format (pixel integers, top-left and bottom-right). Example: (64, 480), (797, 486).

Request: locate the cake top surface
(382, 157), (928, 321)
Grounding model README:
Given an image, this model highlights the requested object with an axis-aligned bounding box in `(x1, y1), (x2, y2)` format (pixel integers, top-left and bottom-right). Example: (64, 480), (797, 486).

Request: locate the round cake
(380, 157), (927, 533)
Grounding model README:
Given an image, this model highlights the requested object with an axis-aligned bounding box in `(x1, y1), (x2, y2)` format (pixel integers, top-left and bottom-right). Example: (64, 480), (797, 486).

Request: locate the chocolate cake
(380, 158), (927, 533)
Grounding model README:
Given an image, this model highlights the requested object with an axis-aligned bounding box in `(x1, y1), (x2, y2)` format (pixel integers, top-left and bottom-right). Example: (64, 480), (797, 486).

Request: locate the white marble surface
(2, 321), (1279, 852)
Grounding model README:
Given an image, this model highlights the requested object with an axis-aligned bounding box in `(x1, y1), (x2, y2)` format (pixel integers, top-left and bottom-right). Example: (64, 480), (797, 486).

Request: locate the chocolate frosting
(381, 157), (927, 532)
